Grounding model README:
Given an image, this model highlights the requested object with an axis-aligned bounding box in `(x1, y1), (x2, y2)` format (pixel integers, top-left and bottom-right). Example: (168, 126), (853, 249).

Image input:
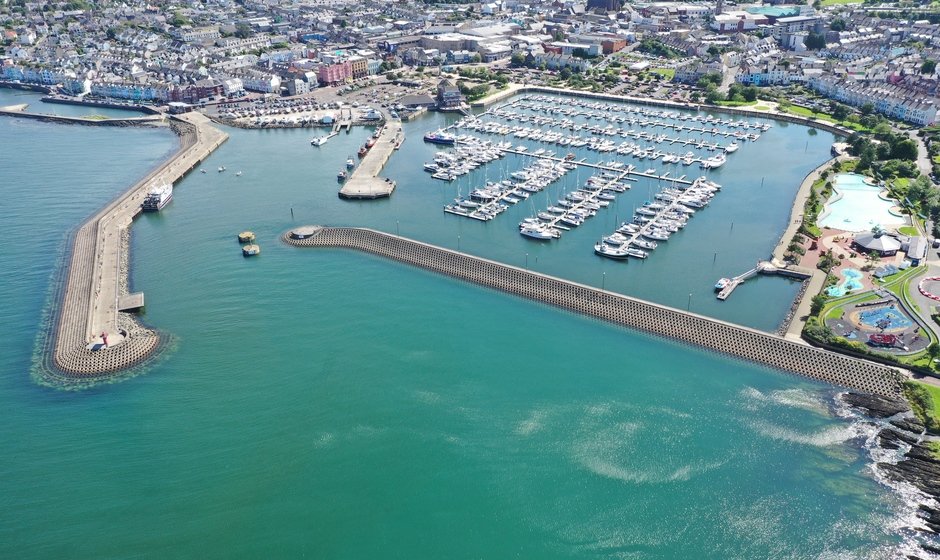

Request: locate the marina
(593, 177), (721, 259)
(421, 93), (762, 260)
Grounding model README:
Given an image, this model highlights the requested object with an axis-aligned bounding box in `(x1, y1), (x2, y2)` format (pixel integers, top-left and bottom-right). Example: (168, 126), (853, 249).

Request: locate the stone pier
(339, 120), (400, 200)
(44, 112), (228, 380)
(284, 226), (904, 398)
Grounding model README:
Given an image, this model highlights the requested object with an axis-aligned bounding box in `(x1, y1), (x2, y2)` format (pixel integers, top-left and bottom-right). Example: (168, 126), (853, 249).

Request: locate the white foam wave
(312, 432), (334, 448)
(413, 390), (441, 404)
(740, 386), (829, 415)
(515, 409), (548, 437)
(579, 456), (724, 484)
(753, 419), (876, 447)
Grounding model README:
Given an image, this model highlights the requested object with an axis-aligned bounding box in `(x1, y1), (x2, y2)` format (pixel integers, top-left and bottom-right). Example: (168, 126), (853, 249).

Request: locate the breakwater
(284, 226), (904, 397)
(0, 107), (163, 127)
(40, 96), (161, 114)
(40, 112), (228, 381)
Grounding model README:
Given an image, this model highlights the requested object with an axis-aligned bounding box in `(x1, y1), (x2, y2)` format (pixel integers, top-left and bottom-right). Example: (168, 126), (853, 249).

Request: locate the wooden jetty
(717, 262), (813, 300)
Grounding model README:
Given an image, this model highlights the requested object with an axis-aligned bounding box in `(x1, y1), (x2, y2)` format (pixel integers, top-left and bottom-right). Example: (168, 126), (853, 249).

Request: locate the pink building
(318, 61), (352, 86)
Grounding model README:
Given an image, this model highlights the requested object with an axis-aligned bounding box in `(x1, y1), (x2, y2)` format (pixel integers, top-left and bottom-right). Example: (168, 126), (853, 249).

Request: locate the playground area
(825, 297), (928, 355)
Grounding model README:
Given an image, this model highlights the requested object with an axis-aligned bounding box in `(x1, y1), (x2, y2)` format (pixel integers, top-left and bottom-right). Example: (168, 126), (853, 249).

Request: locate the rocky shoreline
(843, 392), (940, 557)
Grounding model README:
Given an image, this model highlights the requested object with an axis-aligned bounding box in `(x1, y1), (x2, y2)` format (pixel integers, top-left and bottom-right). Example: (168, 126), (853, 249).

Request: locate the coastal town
(7, 0), (940, 556)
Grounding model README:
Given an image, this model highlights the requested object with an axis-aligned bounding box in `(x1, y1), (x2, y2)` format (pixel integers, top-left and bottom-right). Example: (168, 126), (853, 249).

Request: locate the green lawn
(716, 100), (758, 107)
(923, 383), (940, 416)
(650, 68), (675, 80)
(900, 226), (920, 236)
(780, 105), (871, 132)
(820, 0), (862, 5)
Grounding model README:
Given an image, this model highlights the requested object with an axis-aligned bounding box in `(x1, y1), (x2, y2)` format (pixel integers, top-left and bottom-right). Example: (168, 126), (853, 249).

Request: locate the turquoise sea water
(0, 89), (931, 558)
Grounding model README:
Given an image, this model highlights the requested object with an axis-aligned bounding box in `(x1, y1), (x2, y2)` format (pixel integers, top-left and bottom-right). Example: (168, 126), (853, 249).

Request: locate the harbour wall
(0, 107), (163, 127)
(39, 96), (161, 114)
(0, 81), (52, 93)
(40, 113), (228, 382)
(284, 226), (905, 398)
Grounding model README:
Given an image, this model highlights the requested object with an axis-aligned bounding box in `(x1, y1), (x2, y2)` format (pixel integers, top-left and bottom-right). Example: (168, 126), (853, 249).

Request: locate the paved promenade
(48, 112), (227, 378)
(339, 119), (400, 199)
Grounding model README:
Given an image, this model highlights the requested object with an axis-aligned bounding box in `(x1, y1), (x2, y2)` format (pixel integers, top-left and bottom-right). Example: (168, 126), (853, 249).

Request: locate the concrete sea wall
(285, 226), (904, 398)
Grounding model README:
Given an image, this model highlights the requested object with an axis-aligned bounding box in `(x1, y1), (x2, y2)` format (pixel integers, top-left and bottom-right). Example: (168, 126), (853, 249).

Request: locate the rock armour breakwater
(285, 226), (904, 398)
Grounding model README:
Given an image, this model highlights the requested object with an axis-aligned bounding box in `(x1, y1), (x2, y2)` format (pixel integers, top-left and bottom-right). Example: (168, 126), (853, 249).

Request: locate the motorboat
(594, 241), (630, 260)
(520, 225), (561, 240)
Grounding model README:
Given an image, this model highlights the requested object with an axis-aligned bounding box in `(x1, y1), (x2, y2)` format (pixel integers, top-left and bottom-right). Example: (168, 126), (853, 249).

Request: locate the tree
(559, 67), (572, 80)
(922, 59), (937, 75)
(804, 32), (827, 50)
(928, 342), (940, 361)
(510, 51), (526, 67)
(810, 294), (829, 316)
(705, 88), (723, 104)
(860, 102), (874, 115)
(169, 11), (189, 27)
(830, 103), (850, 121)
(830, 18), (847, 31)
(234, 23), (252, 39)
(742, 85), (758, 102)
(891, 139), (919, 161)
(707, 45), (721, 59)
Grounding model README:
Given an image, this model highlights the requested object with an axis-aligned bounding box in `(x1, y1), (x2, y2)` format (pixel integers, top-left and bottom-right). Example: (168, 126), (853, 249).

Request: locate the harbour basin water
(0, 89), (933, 558)
(819, 172), (906, 232)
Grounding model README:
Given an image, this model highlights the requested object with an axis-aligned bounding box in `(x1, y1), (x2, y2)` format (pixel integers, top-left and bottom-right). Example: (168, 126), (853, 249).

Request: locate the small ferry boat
(218, 166), (226, 173)
(200, 169), (206, 174)
(237, 231), (256, 243)
(724, 142), (739, 153)
(337, 170), (347, 181)
(366, 138), (377, 148)
(346, 157), (355, 169)
(423, 130), (457, 145)
(235, 171), (242, 176)
(714, 278), (732, 291)
(242, 244), (261, 257)
(142, 183), (172, 212)
(358, 145), (369, 158)
(311, 137), (329, 146)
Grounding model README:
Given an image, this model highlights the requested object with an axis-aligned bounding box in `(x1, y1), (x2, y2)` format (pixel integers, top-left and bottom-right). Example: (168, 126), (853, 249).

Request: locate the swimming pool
(858, 305), (913, 330)
(818, 173), (906, 232)
(827, 268), (864, 297)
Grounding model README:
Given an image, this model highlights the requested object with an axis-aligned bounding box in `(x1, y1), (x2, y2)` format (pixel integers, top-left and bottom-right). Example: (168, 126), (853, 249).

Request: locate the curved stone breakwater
(41, 113), (228, 381)
(284, 226), (904, 398)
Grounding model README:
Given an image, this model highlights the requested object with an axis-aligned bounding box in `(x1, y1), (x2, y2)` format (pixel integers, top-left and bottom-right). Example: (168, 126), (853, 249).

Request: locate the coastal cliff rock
(843, 392), (940, 557)
(842, 392), (910, 418)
